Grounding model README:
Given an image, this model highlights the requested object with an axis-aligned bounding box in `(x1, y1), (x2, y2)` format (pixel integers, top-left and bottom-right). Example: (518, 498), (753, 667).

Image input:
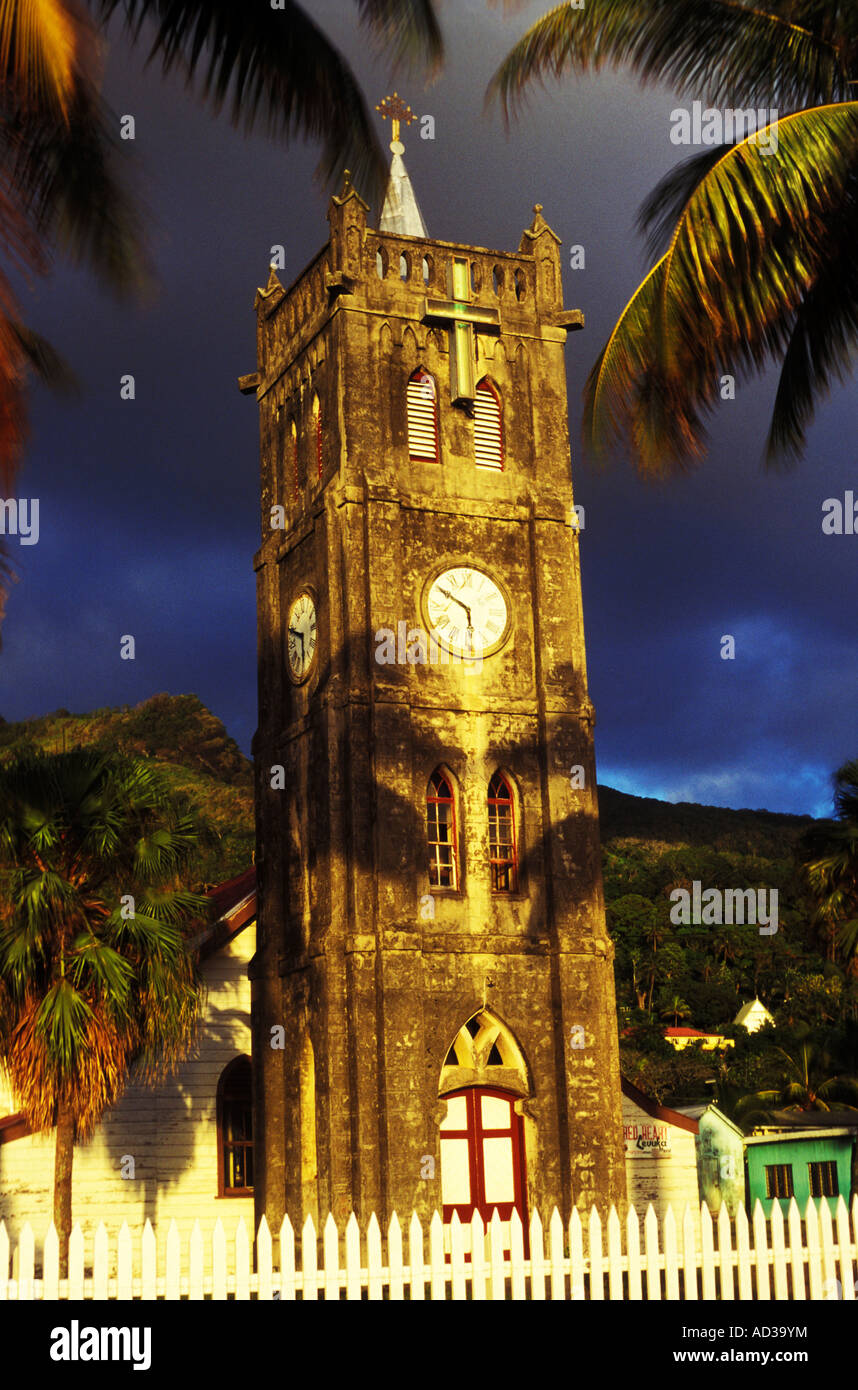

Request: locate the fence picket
(588, 1206), (603, 1301)
(367, 1213), (383, 1301)
(663, 1207), (679, 1301)
(626, 1205), (642, 1301)
(510, 1210), (526, 1300)
(388, 1213), (404, 1302)
(141, 1219), (157, 1301)
(787, 1200), (805, 1300)
(323, 1213), (340, 1301)
(644, 1205), (661, 1301)
(607, 1206), (623, 1302)
(257, 1216), (273, 1302)
(345, 1213), (362, 1300)
(770, 1201), (788, 1301)
(569, 1208), (585, 1300)
(280, 1215), (296, 1301)
(301, 1214), (318, 1301)
(408, 1210), (425, 1301)
(188, 1221), (203, 1301)
(0, 1221), (8, 1300)
(429, 1211), (446, 1301)
(735, 1203), (753, 1301)
(117, 1221), (133, 1300)
(819, 1200), (837, 1300)
(165, 1220), (180, 1301)
(529, 1210), (546, 1301)
(700, 1205), (715, 1301)
(835, 1197), (854, 1301)
(19, 1222), (34, 1302)
(235, 1218), (251, 1301)
(450, 1212), (466, 1300)
(212, 1218), (227, 1301)
(717, 1205), (734, 1301)
(681, 1207), (697, 1300)
(753, 1201), (771, 1300)
(93, 1223), (108, 1301)
(488, 1209), (505, 1300)
(471, 1212), (487, 1301)
(68, 1224), (85, 1301)
(805, 1200), (823, 1300)
(549, 1208), (565, 1300)
(43, 1222), (59, 1301)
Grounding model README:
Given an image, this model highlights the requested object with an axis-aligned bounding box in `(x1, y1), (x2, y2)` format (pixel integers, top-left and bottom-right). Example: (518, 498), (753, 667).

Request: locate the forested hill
(598, 784), (820, 858)
(0, 694), (253, 886)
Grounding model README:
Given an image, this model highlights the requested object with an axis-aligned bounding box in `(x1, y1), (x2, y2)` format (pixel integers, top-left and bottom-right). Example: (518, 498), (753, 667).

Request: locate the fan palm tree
(0, 0), (443, 621)
(734, 1042), (858, 1126)
(803, 758), (858, 967)
(0, 749), (210, 1271)
(489, 1), (858, 475)
(659, 991), (691, 1027)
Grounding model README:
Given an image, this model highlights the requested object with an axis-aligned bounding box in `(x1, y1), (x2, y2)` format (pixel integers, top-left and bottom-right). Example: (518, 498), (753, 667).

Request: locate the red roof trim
(621, 1077), (699, 1135)
(0, 1112), (32, 1145)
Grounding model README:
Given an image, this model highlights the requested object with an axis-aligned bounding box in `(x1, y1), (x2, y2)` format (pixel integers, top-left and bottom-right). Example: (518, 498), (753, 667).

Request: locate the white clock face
(425, 566), (509, 658)
(287, 591), (317, 681)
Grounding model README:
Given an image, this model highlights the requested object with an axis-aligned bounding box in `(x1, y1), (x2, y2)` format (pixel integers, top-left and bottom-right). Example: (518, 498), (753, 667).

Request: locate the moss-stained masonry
(243, 177), (627, 1231)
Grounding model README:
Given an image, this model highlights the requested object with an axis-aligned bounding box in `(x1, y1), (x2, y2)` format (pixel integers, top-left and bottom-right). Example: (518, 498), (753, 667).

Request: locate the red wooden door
(439, 1087), (528, 1248)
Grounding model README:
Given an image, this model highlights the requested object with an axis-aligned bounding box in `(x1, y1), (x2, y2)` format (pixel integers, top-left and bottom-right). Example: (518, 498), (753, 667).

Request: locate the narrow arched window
(217, 1056), (253, 1195)
(427, 769), (458, 889)
(311, 393), (322, 480)
(407, 368), (440, 463)
(488, 772), (517, 893)
(474, 378), (503, 470)
(290, 418), (298, 501)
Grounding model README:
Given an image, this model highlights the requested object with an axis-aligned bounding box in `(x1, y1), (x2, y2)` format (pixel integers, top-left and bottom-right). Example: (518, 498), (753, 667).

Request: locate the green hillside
(0, 694), (254, 888)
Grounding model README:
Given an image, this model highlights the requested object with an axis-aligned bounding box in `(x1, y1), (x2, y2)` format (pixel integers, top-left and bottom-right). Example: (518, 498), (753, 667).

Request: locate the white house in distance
(734, 998), (775, 1033)
(0, 869), (256, 1270)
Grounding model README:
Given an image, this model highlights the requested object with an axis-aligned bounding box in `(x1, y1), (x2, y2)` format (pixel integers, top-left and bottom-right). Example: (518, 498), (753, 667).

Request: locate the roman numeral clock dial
(424, 566), (510, 659)
(286, 590), (317, 682)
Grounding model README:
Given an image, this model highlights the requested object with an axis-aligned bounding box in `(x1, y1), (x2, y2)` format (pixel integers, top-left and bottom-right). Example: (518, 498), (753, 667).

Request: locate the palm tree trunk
(54, 1099), (74, 1277)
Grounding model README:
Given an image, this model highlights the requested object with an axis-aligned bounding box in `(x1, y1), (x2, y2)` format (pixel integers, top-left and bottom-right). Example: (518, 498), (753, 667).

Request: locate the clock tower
(241, 103), (626, 1237)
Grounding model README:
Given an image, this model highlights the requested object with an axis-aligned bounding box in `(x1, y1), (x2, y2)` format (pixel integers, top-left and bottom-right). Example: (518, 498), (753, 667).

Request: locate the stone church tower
(241, 102), (626, 1237)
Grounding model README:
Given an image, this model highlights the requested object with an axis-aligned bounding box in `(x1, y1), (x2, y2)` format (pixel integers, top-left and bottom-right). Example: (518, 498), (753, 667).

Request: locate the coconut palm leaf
(94, 0), (442, 202)
(487, 0), (853, 121)
(584, 103), (858, 470)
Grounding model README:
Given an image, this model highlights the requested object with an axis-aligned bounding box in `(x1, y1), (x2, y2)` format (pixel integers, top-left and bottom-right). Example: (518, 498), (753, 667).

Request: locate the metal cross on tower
(423, 257), (500, 404)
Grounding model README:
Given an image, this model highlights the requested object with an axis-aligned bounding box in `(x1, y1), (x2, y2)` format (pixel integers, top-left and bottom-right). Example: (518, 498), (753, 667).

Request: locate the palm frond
(94, 0), (394, 199)
(487, 0), (851, 123)
(0, 0), (79, 118)
(355, 0), (443, 72)
(586, 102), (858, 472)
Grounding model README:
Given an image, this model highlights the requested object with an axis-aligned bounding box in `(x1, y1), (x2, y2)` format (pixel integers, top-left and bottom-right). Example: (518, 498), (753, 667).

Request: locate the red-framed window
(312, 393), (323, 480)
(439, 1087), (528, 1245)
(407, 368), (440, 463)
(474, 378), (503, 470)
(488, 771), (518, 893)
(217, 1056), (253, 1196)
(427, 769), (458, 889)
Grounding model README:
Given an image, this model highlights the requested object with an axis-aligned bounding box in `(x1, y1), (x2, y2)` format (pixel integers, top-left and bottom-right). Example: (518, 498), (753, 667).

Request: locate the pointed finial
(376, 92), (417, 152)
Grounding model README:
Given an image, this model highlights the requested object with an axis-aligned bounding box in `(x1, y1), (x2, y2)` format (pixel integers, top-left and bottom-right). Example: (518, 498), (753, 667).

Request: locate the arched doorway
(438, 1012), (530, 1254)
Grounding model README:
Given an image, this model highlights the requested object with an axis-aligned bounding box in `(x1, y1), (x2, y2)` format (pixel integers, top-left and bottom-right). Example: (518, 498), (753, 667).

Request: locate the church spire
(375, 92), (428, 238)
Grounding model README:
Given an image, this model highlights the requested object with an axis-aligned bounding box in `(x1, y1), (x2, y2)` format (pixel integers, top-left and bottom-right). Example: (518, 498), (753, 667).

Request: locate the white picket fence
(1, 1198), (857, 1299)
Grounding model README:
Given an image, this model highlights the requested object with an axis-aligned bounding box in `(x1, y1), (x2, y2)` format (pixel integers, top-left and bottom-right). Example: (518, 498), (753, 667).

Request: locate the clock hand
(289, 627), (305, 660)
(437, 586), (472, 626)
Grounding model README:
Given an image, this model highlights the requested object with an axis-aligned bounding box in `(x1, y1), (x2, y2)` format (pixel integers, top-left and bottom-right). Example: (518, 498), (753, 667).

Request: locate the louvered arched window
(407, 368), (440, 463)
(427, 769), (458, 889)
(474, 378), (504, 470)
(488, 772), (517, 893)
(312, 392), (322, 480)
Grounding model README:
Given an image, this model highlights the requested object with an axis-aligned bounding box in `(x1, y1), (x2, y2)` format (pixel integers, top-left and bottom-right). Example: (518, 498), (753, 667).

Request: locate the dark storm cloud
(1, 0), (855, 816)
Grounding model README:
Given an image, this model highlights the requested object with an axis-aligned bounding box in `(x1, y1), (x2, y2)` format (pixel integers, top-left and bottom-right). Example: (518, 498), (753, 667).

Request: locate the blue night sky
(2, 0), (855, 819)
